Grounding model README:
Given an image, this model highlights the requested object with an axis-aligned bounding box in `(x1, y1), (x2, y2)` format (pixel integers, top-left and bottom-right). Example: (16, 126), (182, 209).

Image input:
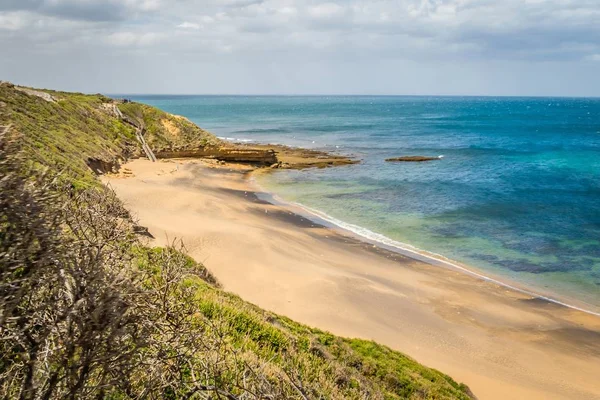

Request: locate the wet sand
(104, 159), (600, 400)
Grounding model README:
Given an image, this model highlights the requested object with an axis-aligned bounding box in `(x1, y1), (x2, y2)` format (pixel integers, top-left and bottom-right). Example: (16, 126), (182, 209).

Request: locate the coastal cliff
(154, 147), (277, 165)
(0, 83), (473, 400)
(0, 81), (356, 186)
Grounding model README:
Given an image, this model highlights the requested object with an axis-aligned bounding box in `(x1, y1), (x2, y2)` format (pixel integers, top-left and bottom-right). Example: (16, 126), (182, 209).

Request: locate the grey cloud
(221, 0), (265, 7)
(1, 0), (599, 95)
(0, 0), (41, 11)
(3, 0), (599, 60)
(0, 0), (159, 21)
(41, 1), (128, 21)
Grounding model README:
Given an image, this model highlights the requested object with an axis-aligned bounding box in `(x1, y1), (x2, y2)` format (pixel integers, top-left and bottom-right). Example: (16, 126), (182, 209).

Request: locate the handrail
(113, 105), (156, 162)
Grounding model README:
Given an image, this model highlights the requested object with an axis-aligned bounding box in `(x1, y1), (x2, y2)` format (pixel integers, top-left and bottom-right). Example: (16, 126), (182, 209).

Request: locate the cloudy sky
(1, 0), (599, 95)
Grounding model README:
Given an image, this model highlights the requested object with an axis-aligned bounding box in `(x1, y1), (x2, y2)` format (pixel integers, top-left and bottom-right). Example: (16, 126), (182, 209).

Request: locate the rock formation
(385, 156), (441, 162)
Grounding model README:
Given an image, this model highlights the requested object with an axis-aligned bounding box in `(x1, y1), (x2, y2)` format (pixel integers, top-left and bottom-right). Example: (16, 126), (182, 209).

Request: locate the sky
(0, 0), (599, 96)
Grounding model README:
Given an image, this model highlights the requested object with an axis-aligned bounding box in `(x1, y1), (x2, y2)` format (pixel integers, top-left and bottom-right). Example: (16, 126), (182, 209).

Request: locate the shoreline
(104, 158), (600, 400)
(250, 175), (600, 318)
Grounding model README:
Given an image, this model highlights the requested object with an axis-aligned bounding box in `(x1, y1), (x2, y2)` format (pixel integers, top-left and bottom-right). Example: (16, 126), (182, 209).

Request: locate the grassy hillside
(118, 100), (221, 151)
(132, 247), (473, 399)
(0, 83), (474, 399)
(0, 83), (221, 187)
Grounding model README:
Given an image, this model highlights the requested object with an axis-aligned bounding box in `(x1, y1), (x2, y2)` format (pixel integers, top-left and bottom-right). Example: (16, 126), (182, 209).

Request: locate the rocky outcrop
(133, 224), (154, 238)
(86, 157), (121, 174)
(15, 86), (57, 103)
(154, 146), (278, 166)
(386, 156), (441, 162)
(239, 143), (359, 169)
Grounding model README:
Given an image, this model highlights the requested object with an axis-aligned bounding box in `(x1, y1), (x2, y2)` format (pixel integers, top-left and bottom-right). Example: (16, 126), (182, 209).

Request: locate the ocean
(128, 95), (600, 311)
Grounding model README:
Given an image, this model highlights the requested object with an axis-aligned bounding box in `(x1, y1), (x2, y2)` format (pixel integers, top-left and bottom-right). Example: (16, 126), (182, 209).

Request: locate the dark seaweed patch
(473, 253), (593, 274)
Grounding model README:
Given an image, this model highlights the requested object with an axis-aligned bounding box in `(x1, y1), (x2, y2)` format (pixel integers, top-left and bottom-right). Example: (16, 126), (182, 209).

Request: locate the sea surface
(128, 95), (600, 311)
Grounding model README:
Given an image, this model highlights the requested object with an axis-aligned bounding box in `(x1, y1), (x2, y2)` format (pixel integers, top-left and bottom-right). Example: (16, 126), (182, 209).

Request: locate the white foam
(218, 136), (254, 143)
(258, 188), (600, 318)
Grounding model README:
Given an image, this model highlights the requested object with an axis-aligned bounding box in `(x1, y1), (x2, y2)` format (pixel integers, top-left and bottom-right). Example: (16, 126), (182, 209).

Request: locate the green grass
(133, 245), (474, 399)
(118, 101), (221, 151)
(0, 85), (221, 187)
(0, 83), (474, 399)
(0, 85), (137, 187)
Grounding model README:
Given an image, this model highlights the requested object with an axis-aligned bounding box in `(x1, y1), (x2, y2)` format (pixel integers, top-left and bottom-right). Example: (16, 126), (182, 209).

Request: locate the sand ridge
(104, 159), (600, 400)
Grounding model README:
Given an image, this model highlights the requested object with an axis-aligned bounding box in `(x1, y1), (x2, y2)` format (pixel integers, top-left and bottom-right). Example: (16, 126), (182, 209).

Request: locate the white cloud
(106, 31), (162, 47)
(278, 6), (297, 16)
(1, 0), (600, 95)
(0, 12), (29, 30)
(177, 21), (200, 30)
(586, 54), (600, 62)
(129, 0), (162, 11)
(308, 3), (345, 19)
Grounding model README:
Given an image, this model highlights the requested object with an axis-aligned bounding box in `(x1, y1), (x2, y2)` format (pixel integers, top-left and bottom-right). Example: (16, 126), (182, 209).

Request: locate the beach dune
(104, 159), (600, 400)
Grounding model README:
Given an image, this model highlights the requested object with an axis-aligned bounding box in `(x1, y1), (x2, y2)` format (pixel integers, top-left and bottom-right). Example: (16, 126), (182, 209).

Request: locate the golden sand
(104, 159), (600, 400)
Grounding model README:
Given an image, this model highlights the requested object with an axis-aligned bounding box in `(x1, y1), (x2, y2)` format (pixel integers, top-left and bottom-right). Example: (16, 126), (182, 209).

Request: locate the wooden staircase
(113, 105), (156, 162)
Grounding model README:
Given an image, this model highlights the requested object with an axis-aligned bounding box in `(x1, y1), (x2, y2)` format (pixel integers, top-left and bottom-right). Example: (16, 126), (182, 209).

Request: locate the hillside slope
(0, 83), (474, 399)
(0, 82), (277, 187)
(0, 82), (139, 187)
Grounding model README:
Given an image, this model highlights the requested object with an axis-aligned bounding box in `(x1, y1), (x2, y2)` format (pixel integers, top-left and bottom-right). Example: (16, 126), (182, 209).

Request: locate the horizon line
(8, 81), (599, 99)
(107, 93), (600, 99)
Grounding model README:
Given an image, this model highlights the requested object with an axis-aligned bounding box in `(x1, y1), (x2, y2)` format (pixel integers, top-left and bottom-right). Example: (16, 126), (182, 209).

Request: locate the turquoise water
(129, 95), (600, 310)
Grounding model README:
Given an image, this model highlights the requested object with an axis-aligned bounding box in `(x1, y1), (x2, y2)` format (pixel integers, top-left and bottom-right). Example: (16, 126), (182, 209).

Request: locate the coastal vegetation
(0, 83), (474, 399)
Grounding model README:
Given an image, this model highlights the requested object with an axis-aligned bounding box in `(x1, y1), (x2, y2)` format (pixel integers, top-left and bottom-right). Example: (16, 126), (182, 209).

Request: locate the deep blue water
(128, 95), (600, 309)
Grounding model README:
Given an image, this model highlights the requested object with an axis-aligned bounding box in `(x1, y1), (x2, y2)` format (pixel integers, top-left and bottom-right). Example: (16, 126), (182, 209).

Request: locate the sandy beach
(104, 159), (600, 400)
